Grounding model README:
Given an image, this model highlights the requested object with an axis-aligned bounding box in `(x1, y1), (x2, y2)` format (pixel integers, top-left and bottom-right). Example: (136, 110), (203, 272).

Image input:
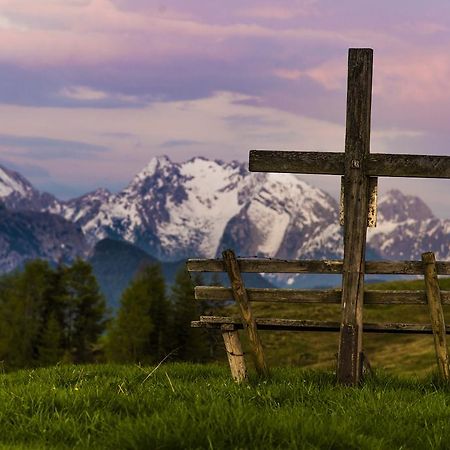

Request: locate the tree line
(0, 259), (216, 370)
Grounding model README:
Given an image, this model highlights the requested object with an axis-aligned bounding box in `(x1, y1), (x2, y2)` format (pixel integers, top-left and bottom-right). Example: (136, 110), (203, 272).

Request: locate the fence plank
(422, 252), (450, 381)
(192, 316), (448, 334)
(222, 249), (269, 377)
(186, 259), (450, 275)
(194, 286), (450, 304)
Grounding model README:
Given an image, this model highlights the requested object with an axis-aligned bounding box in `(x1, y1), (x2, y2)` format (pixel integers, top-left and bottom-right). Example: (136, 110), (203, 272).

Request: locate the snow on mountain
(368, 190), (450, 260)
(0, 164), (59, 211)
(0, 166), (30, 198)
(57, 156), (342, 261)
(0, 157), (448, 271)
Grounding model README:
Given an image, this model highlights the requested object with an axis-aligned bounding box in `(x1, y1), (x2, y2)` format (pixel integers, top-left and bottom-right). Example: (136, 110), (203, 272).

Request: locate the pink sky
(0, 0), (449, 216)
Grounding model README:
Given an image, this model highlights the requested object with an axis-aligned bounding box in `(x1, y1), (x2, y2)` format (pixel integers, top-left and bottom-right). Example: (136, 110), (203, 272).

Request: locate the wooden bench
(188, 250), (450, 383)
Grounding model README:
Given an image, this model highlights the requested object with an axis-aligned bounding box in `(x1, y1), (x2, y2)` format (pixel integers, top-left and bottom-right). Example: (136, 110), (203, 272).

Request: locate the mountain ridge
(0, 157), (448, 280)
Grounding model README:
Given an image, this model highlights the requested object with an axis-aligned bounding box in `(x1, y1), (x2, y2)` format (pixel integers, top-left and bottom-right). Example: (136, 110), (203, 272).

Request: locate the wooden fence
(188, 250), (450, 383)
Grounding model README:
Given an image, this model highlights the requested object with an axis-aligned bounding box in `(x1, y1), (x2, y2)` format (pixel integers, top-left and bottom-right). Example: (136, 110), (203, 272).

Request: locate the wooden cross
(249, 48), (450, 385)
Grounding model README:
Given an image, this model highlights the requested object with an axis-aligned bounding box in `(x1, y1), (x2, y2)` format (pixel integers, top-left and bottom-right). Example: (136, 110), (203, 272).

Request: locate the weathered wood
(337, 48), (373, 385)
(249, 150), (344, 175)
(367, 153), (450, 179)
(248, 151), (450, 179)
(367, 177), (378, 227)
(194, 286), (450, 304)
(192, 316), (450, 334)
(221, 325), (248, 383)
(222, 249), (269, 377)
(422, 252), (450, 381)
(187, 258), (450, 275)
(339, 176), (378, 227)
(188, 258), (343, 273)
(195, 286), (342, 303)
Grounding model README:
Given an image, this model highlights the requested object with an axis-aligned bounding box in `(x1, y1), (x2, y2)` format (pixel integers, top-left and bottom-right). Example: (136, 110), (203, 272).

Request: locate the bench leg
(221, 325), (248, 383)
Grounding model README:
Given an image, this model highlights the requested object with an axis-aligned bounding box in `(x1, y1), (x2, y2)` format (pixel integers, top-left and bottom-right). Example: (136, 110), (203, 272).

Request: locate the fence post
(422, 251), (450, 381)
(221, 324), (248, 383)
(337, 48), (373, 385)
(222, 249), (269, 377)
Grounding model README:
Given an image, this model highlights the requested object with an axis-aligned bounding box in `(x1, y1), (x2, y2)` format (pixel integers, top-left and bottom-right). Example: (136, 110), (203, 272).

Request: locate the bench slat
(192, 316), (446, 334)
(195, 286), (450, 305)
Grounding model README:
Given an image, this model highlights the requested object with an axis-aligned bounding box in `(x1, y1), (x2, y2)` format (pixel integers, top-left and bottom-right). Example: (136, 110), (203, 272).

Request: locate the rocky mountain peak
(0, 165), (35, 199)
(130, 155), (174, 184)
(0, 157), (448, 276)
(378, 189), (434, 223)
(0, 164), (58, 211)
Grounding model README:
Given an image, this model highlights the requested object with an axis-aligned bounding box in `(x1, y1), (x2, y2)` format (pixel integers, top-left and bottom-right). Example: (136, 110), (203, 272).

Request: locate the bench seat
(192, 315), (444, 334)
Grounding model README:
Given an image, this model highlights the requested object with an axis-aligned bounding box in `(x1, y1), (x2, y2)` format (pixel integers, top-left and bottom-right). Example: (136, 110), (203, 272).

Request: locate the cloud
(0, 134), (109, 160)
(223, 114), (284, 129)
(58, 85), (144, 107)
(160, 139), (203, 148)
(236, 2), (319, 21)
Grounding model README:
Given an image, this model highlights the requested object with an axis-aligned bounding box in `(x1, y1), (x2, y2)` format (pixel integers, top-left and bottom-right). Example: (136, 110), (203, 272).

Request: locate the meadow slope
(1, 363), (450, 449)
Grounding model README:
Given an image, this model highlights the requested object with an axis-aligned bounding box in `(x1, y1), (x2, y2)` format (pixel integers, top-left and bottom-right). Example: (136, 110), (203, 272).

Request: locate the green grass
(1, 363), (450, 449)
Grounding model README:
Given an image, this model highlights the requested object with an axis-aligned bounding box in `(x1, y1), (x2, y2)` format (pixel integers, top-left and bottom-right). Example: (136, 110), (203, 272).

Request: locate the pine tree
(107, 264), (169, 363)
(0, 260), (53, 368)
(169, 268), (210, 361)
(60, 259), (107, 363)
(37, 311), (64, 365)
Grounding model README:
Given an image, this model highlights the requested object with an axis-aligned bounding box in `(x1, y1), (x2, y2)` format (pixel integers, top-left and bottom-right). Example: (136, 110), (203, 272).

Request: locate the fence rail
(187, 258), (450, 275)
(192, 316), (450, 334)
(194, 286), (450, 305)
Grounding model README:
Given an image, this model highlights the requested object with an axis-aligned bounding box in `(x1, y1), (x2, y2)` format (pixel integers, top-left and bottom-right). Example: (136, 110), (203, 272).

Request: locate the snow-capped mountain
(0, 156), (448, 275)
(0, 165), (59, 211)
(368, 190), (450, 260)
(55, 156), (343, 261)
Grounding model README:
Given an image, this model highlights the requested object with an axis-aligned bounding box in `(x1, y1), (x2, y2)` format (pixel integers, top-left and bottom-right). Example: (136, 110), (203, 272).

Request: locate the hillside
(90, 238), (274, 308)
(1, 363), (449, 449)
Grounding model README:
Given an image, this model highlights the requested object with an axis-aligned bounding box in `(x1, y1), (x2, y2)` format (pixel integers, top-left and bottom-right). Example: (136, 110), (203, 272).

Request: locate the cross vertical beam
(337, 48), (373, 385)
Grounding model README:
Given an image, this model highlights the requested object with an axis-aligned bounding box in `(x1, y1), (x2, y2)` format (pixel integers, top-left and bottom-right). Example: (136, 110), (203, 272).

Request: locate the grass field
(1, 363), (450, 449)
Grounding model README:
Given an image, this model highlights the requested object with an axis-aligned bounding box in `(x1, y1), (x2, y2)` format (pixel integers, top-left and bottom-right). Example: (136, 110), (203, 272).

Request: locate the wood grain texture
(192, 316), (449, 334)
(221, 326), (248, 383)
(222, 249), (269, 377)
(367, 154), (450, 178)
(339, 176), (378, 227)
(249, 150), (344, 174)
(187, 258), (450, 275)
(194, 286), (450, 305)
(337, 48), (373, 385)
(422, 252), (450, 380)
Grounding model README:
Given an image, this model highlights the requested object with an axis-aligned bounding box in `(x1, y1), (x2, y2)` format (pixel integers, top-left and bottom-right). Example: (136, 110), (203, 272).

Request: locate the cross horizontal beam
(249, 150), (450, 179)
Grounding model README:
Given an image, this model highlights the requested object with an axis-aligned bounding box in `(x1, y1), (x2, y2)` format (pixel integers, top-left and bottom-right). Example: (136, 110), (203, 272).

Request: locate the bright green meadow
(1, 363), (450, 449)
